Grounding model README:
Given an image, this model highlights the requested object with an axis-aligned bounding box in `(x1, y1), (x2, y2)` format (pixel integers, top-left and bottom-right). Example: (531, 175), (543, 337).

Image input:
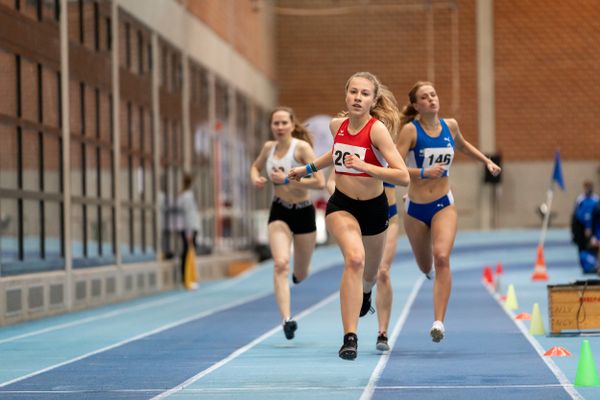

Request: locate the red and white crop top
(332, 118), (387, 177)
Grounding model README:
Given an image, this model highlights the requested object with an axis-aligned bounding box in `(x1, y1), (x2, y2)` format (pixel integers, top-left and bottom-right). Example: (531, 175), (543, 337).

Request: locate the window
(189, 62), (213, 253)
(0, 49), (64, 275)
(119, 13), (156, 263)
(233, 93), (252, 249)
(119, 101), (155, 262)
(70, 81), (115, 267)
(68, 2), (116, 268)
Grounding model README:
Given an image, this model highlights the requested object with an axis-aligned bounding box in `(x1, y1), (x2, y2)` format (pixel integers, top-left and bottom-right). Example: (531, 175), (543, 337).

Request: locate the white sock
(362, 279), (376, 293)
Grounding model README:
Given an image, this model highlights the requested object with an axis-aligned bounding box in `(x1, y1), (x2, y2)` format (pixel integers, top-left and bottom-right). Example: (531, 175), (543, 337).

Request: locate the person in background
(571, 180), (599, 251)
(289, 72), (409, 360)
(573, 181), (600, 273)
(396, 81), (501, 343)
(250, 106), (325, 340)
(176, 174), (201, 285)
(592, 202), (600, 273)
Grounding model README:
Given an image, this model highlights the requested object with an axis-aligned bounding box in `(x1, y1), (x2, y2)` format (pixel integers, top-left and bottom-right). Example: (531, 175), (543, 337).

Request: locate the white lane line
(359, 277), (425, 400)
(0, 290), (272, 388)
(0, 270), (271, 345)
(0, 259), (341, 346)
(483, 284), (585, 400)
(0, 383), (575, 395)
(150, 291), (340, 400)
(0, 242), (555, 345)
(375, 384), (576, 389)
(0, 296), (184, 345)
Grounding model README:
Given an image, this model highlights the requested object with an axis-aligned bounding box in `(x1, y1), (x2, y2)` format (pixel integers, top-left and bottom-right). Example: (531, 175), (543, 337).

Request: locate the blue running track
(0, 229), (597, 399)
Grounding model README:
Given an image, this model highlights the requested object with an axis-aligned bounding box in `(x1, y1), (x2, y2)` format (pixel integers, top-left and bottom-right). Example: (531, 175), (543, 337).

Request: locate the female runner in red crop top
(289, 72), (409, 360)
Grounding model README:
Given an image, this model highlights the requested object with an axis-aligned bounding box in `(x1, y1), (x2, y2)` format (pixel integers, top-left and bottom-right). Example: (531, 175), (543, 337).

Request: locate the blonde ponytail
(371, 85), (401, 143)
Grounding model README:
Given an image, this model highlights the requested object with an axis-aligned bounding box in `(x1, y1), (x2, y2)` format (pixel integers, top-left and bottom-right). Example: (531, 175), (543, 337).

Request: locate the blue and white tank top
(265, 138), (303, 181)
(406, 119), (455, 177)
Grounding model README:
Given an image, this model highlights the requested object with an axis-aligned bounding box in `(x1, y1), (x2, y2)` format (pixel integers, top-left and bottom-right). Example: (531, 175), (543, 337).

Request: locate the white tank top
(265, 138), (303, 181)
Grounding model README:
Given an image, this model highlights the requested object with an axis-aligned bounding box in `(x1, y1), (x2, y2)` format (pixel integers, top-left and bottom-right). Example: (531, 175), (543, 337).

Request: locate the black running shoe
(360, 291), (374, 317)
(292, 273), (300, 284)
(339, 333), (358, 360)
(376, 333), (390, 352)
(283, 320), (297, 340)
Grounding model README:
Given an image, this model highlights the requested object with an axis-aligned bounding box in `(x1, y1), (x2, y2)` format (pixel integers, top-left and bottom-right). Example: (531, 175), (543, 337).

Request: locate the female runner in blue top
(396, 81), (501, 343)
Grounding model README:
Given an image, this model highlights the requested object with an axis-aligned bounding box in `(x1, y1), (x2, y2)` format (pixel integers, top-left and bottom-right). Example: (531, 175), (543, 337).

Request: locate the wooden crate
(548, 280), (600, 334)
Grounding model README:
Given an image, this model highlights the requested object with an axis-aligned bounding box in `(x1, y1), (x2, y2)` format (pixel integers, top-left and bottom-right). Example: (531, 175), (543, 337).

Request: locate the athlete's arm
(448, 118), (501, 177)
(290, 141), (326, 189)
(326, 168), (336, 195)
(288, 119), (339, 182)
(250, 141), (273, 189)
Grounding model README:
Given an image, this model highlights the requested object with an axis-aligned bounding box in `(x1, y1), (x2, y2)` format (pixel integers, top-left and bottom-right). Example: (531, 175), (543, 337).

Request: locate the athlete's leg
(326, 211), (364, 335)
(362, 230), (387, 291)
(291, 231), (317, 283)
(403, 212), (432, 275)
(430, 205), (457, 323)
(359, 229), (387, 318)
(268, 221), (293, 320)
(376, 216), (399, 336)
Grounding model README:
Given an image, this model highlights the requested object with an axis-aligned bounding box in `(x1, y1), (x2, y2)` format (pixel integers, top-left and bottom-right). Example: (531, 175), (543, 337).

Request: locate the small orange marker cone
(515, 312), (531, 320)
(531, 245), (549, 281)
(544, 346), (571, 357)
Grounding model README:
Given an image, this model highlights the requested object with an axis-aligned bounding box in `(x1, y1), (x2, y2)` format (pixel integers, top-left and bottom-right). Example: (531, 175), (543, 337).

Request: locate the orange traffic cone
(531, 245), (549, 281)
(495, 262), (504, 275)
(482, 266), (494, 286)
(494, 262), (503, 293)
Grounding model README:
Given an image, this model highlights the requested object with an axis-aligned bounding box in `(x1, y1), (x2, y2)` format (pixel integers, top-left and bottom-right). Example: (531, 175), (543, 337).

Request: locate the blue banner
(552, 150), (565, 190)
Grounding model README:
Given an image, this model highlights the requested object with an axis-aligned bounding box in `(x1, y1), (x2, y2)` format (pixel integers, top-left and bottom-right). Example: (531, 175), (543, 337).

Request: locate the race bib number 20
(333, 143), (367, 174)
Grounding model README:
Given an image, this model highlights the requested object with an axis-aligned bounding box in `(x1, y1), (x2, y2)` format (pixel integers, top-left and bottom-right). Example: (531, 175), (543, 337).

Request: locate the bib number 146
(423, 147), (454, 170)
(427, 153), (451, 166)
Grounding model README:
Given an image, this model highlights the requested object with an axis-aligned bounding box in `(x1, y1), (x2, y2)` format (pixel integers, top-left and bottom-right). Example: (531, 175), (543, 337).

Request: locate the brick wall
(180, 0), (276, 80)
(495, 0), (600, 161)
(275, 0), (478, 154)
(275, 0), (600, 163)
